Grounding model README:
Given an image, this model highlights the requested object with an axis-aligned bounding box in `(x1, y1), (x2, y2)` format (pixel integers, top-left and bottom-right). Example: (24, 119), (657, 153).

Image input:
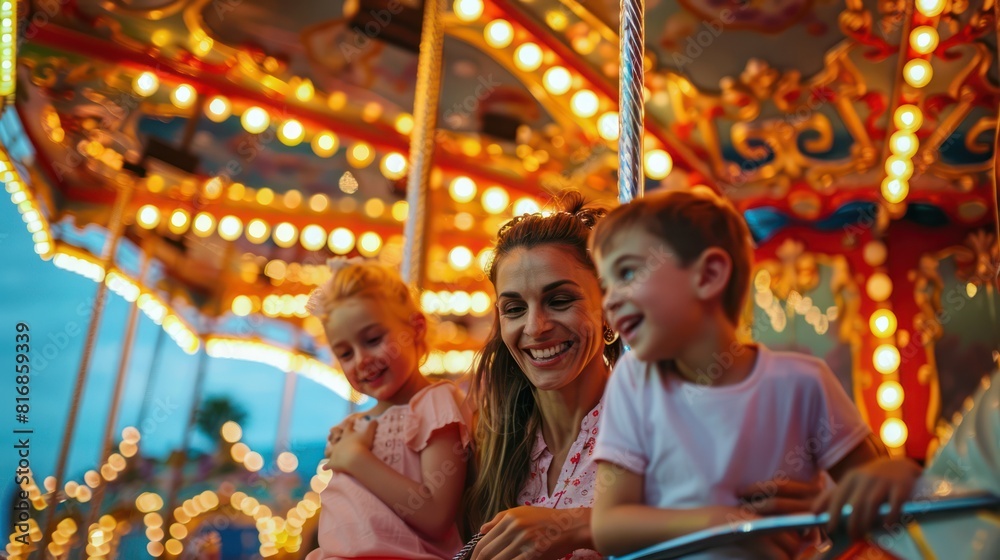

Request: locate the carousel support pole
(77, 240), (152, 553)
(275, 332), (300, 456)
(164, 240), (232, 528)
(163, 328), (211, 525)
(275, 368), (297, 457)
(618, 0), (645, 204)
(135, 323), (166, 429)
(38, 183), (133, 559)
(400, 0), (446, 288)
(991, 0), (1000, 363)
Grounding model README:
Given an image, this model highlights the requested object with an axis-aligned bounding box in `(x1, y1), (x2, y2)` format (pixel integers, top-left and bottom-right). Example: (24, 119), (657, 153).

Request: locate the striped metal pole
(618, 0), (645, 203)
(39, 183), (132, 558)
(401, 0), (446, 288)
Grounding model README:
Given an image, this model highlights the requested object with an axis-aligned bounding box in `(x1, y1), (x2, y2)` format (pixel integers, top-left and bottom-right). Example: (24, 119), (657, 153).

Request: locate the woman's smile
(523, 340), (575, 366)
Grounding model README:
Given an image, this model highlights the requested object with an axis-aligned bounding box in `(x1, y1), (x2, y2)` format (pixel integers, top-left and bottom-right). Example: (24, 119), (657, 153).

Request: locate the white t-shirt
(593, 345), (871, 558)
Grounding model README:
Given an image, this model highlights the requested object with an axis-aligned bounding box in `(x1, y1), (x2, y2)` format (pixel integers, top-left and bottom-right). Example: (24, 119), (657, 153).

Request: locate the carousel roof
(5, 0), (1000, 398)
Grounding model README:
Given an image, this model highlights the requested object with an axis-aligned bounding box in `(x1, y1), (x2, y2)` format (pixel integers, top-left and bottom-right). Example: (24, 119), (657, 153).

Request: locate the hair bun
(551, 189), (608, 229)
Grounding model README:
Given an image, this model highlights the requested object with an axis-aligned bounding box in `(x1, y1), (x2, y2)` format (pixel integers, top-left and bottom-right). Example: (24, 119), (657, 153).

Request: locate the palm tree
(195, 395), (248, 448)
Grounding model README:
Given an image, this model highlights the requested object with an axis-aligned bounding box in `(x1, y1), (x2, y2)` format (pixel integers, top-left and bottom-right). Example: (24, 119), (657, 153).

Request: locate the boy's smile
(597, 229), (698, 363)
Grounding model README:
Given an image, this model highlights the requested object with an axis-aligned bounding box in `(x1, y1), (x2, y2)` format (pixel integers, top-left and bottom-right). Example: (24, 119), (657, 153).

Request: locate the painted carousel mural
(0, 0), (998, 557)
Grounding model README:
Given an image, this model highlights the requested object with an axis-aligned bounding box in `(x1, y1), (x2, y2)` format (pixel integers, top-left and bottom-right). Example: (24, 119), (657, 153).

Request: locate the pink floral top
(517, 400), (603, 560)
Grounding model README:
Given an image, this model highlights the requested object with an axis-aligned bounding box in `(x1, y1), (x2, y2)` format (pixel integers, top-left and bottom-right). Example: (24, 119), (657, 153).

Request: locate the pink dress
(307, 382), (472, 560)
(516, 400), (604, 560)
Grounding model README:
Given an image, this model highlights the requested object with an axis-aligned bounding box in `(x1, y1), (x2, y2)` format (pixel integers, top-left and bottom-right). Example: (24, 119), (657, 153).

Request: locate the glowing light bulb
(218, 216), (242, 241)
(380, 153), (408, 180)
(881, 177), (909, 204)
(904, 59), (932, 88)
(358, 231), (382, 256)
(869, 309), (898, 338)
(514, 43), (543, 72)
(312, 131), (339, 157)
(910, 26), (939, 55)
(246, 219), (270, 244)
(880, 418), (908, 448)
(133, 72), (159, 97)
(278, 120), (305, 146)
(570, 90), (599, 118)
(893, 105), (923, 131)
(192, 212), (215, 237)
(273, 222), (298, 248)
(166, 209), (190, 234)
(889, 131), (918, 157)
(513, 197), (539, 215)
(449, 246), (473, 270)
(644, 149), (673, 180)
(294, 78), (315, 102)
(347, 143), (375, 168)
(598, 112), (619, 141)
(484, 20), (514, 48)
(395, 114), (414, 135)
(916, 0), (945, 17)
(449, 176), (477, 203)
(328, 228), (355, 254)
(877, 381), (904, 411)
(884, 156), (913, 180)
(137, 205), (161, 229)
(241, 107), (270, 134)
(873, 344), (901, 374)
(481, 186), (509, 214)
(170, 84), (196, 109)
(543, 67), (571, 95)
(205, 96), (231, 122)
(300, 225), (327, 251)
(454, 0), (483, 21)
(392, 200), (409, 221)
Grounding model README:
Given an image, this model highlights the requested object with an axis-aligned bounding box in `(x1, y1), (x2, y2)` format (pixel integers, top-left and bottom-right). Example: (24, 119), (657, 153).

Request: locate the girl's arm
(333, 422), (468, 540)
(591, 462), (741, 555)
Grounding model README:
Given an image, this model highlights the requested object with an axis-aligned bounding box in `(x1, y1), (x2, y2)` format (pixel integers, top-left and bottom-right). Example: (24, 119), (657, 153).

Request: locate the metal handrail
(611, 493), (1000, 560)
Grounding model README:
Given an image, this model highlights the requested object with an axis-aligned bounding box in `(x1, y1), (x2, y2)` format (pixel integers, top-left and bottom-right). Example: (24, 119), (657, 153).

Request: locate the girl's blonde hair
(306, 258), (429, 360)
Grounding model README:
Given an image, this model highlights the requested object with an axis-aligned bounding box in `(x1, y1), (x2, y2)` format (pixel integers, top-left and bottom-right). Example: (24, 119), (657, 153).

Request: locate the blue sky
(0, 197), (365, 529)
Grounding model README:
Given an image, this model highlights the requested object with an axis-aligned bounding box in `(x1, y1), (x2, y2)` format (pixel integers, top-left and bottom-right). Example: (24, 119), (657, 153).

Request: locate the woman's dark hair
(463, 190), (623, 535)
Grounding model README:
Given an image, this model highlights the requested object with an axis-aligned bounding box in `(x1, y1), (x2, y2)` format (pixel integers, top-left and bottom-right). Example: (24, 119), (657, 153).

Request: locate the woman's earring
(603, 323), (619, 345)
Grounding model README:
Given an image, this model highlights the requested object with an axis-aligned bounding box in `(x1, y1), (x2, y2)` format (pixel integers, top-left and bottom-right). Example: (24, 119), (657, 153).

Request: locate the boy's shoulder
(609, 351), (662, 389)
(615, 350), (658, 376)
(758, 346), (832, 385)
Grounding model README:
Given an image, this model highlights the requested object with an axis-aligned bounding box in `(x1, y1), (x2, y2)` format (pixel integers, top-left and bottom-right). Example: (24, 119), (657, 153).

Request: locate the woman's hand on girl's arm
(341, 422), (468, 540)
(470, 506), (591, 560)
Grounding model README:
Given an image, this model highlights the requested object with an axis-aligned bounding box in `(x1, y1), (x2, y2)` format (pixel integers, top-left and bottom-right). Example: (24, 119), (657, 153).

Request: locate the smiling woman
(462, 190), (623, 559)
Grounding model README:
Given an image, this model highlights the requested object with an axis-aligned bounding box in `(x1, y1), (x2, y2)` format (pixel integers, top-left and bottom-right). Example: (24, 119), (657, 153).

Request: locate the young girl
(589, 190), (884, 558)
(304, 258), (472, 560)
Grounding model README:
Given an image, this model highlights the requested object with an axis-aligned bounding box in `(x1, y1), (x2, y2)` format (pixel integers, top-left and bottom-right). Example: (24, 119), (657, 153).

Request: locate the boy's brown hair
(590, 188), (754, 325)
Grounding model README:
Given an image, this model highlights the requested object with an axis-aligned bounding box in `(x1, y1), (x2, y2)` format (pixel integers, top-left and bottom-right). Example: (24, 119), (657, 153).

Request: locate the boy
(589, 189), (883, 558)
